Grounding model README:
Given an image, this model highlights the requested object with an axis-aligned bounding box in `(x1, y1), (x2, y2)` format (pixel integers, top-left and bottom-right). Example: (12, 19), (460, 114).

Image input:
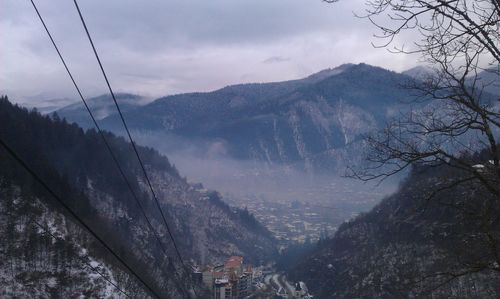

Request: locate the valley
(55, 63), (405, 246)
(221, 178), (393, 244)
(2, 60), (498, 298)
(2, 0), (499, 297)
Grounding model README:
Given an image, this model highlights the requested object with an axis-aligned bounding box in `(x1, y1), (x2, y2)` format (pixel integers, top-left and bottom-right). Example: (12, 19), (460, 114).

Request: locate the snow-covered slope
(0, 184), (149, 298)
(289, 162), (500, 298)
(0, 96), (276, 297)
(98, 64), (417, 175)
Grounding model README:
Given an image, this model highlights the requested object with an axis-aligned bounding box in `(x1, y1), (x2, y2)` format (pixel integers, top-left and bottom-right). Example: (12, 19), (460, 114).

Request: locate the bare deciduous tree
(329, 0), (500, 186)
(329, 0), (500, 290)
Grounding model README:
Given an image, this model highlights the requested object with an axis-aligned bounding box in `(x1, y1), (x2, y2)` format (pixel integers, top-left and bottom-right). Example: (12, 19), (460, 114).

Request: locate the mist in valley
(131, 129), (398, 242)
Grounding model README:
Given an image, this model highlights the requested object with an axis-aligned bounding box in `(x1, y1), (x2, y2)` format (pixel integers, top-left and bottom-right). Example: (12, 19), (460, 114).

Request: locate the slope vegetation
(0, 96), (276, 297)
(290, 161), (500, 298)
(93, 64), (417, 173)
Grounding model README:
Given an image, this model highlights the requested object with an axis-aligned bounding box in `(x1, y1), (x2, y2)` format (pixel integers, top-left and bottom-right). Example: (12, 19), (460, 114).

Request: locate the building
(203, 256), (255, 299)
(238, 265), (253, 298)
(237, 273), (250, 298)
(214, 279), (232, 299)
(224, 256), (243, 275)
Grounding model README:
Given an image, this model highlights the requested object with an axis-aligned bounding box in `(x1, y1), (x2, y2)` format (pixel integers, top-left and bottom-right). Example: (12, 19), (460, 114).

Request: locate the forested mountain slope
(57, 65), (498, 178)
(56, 93), (147, 130)
(92, 64), (418, 174)
(0, 96), (276, 298)
(289, 161), (500, 298)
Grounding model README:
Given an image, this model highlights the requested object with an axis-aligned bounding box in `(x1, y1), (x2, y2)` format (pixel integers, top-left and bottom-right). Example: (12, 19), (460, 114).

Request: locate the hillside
(53, 64), (424, 241)
(403, 66), (500, 97)
(289, 161), (500, 298)
(89, 63), (418, 174)
(0, 96), (276, 297)
(56, 93), (147, 129)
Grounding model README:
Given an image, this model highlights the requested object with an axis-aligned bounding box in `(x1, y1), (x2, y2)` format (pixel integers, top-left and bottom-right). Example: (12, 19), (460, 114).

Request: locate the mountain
(56, 93), (148, 129)
(98, 64), (417, 174)
(403, 65), (500, 97)
(21, 97), (76, 114)
(288, 160), (500, 298)
(0, 96), (276, 298)
(475, 67), (500, 96)
(402, 65), (435, 80)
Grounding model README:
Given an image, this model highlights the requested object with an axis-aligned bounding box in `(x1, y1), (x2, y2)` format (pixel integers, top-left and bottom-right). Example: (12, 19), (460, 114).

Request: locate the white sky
(1, 0), (420, 107)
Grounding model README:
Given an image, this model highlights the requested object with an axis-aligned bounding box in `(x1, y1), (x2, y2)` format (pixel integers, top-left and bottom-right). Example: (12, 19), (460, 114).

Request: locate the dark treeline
(0, 95), (278, 298)
(289, 153), (500, 298)
(0, 95), (190, 298)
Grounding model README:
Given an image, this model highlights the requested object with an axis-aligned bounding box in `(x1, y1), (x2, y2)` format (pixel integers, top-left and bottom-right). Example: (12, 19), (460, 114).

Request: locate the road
(270, 274), (282, 291)
(262, 273), (296, 298)
(279, 275), (296, 296)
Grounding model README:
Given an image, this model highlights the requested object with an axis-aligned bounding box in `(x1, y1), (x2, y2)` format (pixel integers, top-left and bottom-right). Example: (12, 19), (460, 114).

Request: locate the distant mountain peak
(56, 93), (149, 128)
(62, 93), (144, 110)
(402, 65), (435, 79)
(304, 64), (355, 82)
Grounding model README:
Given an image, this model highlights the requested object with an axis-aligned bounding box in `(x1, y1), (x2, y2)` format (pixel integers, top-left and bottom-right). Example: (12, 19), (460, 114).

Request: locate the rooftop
(225, 256), (243, 269)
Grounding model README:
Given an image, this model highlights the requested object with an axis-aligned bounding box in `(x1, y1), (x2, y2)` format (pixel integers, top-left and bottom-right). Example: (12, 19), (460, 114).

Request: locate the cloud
(0, 0), (420, 105)
(263, 56), (291, 64)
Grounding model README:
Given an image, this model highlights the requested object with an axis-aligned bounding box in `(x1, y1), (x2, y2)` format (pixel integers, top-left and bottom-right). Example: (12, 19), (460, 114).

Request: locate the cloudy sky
(1, 0), (419, 107)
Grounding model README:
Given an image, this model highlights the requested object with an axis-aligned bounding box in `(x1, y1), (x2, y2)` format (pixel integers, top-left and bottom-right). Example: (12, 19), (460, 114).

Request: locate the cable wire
(72, 1), (196, 297)
(28, 1), (189, 297)
(3, 208), (131, 298)
(31, 219), (131, 298)
(31, 0), (170, 273)
(0, 137), (162, 299)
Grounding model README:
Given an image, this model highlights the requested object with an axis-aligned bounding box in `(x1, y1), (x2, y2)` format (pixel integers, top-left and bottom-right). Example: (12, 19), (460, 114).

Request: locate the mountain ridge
(289, 160), (500, 298)
(90, 63), (416, 175)
(0, 96), (277, 297)
(56, 93), (148, 129)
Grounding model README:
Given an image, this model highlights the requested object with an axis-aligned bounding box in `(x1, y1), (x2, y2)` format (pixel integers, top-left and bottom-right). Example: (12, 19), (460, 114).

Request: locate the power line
(71, 1), (196, 296)
(30, 218), (131, 298)
(28, 1), (189, 297)
(30, 0), (175, 276)
(2, 208), (130, 297)
(0, 137), (162, 299)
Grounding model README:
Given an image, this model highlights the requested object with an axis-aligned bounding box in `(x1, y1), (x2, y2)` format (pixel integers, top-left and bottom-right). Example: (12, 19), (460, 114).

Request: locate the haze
(1, 0), (418, 107)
